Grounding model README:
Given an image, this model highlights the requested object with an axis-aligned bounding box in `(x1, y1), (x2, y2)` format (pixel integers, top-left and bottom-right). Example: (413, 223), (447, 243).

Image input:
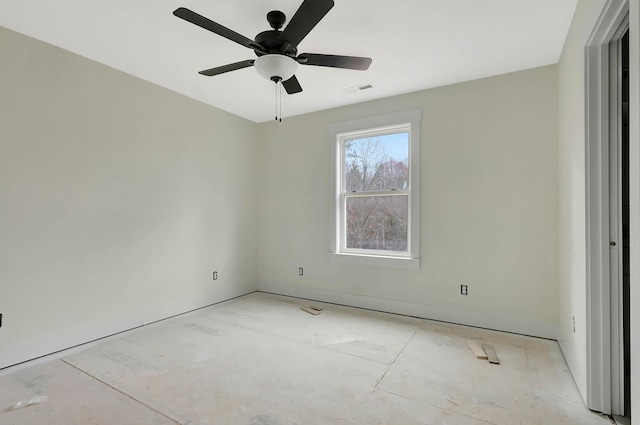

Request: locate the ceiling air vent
(343, 83), (375, 94)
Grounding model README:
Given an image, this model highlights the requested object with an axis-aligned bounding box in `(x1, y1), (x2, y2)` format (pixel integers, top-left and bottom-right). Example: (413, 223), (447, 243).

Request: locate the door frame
(585, 0), (629, 415)
(608, 19), (629, 416)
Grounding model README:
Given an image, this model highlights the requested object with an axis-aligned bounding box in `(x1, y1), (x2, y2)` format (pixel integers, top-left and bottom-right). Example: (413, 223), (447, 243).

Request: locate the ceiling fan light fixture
(254, 54), (298, 82)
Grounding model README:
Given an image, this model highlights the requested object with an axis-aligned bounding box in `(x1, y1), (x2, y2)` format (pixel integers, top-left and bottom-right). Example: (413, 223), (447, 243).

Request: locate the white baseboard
(0, 290), (254, 370)
(3, 284), (564, 370)
(258, 282), (559, 340)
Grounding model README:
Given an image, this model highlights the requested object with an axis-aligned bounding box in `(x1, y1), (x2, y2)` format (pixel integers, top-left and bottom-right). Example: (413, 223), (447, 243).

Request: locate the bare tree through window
(343, 133), (409, 252)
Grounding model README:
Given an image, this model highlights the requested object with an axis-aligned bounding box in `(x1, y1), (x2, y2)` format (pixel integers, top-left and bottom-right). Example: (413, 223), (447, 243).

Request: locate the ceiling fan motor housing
(254, 29), (297, 56)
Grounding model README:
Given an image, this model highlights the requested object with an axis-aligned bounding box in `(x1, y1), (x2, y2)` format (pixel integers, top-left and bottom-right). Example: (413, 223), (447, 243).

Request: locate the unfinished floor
(0, 292), (611, 425)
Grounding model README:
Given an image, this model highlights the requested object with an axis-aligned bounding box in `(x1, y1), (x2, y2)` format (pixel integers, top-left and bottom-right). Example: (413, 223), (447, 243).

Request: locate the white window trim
(329, 109), (421, 268)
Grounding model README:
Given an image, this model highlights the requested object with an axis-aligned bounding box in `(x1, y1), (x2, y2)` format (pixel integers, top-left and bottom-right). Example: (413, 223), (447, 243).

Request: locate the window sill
(329, 253), (420, 269)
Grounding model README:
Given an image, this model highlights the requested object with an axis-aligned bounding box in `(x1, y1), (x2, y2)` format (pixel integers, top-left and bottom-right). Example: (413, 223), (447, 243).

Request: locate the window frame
(329, 109), (421, 269)
(339, 124), (411, 257)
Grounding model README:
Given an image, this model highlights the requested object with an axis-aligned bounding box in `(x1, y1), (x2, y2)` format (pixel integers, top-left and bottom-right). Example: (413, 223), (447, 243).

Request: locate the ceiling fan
(173, 0), (372, 95)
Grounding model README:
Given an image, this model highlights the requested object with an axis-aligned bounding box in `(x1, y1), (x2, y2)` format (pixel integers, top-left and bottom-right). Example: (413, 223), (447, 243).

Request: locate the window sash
(340, 127), (412, 194)
(339, 190), (411, 257)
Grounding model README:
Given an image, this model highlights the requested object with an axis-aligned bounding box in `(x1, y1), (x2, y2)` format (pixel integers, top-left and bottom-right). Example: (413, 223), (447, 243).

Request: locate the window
(330, 110), (421, 268)
(342, 128), (410, 252)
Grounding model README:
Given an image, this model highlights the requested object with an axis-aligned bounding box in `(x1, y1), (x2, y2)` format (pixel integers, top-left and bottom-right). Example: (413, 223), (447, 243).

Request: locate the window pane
(344, 132), (409, 192)
(346, 195), (408, 252)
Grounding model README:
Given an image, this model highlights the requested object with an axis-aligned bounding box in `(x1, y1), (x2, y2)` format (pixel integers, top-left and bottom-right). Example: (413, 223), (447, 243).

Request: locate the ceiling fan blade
(174, 8), (263, 52)
(280, 0), (334, 49)
(297, 53), (372, 70)
(282, 75), (303, 94)
(199, 60), (255, 76)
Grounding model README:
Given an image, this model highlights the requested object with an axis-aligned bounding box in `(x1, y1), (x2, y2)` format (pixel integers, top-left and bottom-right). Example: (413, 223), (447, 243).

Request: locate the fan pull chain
(273, 79), (284, 123)
(279, 80), (282, 123)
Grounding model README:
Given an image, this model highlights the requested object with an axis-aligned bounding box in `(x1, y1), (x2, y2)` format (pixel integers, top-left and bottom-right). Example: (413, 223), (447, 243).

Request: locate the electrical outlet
(213, 271), (218, 280)
(298, 267), (304, 276)
(460, 284), (468, 295)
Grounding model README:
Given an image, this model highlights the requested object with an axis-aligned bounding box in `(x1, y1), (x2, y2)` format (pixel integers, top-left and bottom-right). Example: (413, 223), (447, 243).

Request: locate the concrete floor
(0, 292), (613, 425)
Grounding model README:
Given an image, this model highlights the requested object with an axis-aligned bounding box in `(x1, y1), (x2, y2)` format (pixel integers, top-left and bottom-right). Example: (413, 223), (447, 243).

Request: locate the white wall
(557, 0), (607, 402)
(256, 66), (559, 338)
(0, 27), (258, 367)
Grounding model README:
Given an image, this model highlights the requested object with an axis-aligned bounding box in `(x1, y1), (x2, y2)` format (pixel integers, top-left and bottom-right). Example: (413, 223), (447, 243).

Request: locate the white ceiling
(0, 0), (578, 123)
